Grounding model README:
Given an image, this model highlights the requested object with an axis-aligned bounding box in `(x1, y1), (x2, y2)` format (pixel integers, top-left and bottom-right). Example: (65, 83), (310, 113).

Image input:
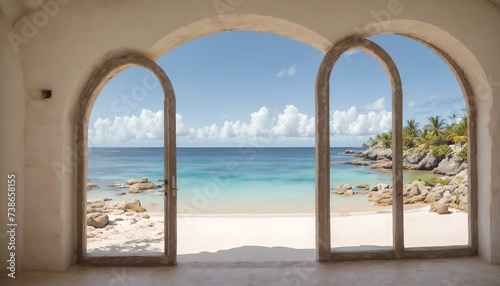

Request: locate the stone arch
(66, 15), (487, 264)
(147, 13), (333, 59)
(75, 50), (177, 264)
(315, 36), (403, 261)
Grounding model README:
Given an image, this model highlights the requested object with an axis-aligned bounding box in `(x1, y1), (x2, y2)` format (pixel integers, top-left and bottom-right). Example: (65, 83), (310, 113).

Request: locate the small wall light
(42, 90), (52, 99)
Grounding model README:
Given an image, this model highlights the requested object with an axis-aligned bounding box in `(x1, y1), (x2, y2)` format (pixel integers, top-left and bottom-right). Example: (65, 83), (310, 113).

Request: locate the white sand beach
(87, 206), (468, 260)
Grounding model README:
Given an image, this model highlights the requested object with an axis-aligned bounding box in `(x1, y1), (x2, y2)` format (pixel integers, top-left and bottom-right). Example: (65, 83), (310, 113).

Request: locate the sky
(88, 31), (466, 147)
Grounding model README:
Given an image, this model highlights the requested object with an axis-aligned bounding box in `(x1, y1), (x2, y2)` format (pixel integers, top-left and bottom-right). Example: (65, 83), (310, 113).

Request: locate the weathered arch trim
(75, 51), (177, 265)
(315, 36), (403, 261)
(147, 13), (332, 58)
(315, 35), (477, 262)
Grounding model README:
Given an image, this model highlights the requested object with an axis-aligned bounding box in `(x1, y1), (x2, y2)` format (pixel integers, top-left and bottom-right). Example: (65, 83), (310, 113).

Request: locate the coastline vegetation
(367, 114), (468, 160)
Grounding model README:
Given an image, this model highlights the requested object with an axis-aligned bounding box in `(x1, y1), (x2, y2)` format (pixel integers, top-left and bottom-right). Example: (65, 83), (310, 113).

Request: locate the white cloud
(330, 106), (392, 135)
(408, 100), (416, 108)
(365, 97), (385, 111)
(287, 64), (297, 76)
(275, 69), (286, 78)
(89, 109), (186, 143)
(89, 104), (392, 145)
(344, 50), (360, 56)
(272, 105), (314, 137)
(275, 64), (297, 77)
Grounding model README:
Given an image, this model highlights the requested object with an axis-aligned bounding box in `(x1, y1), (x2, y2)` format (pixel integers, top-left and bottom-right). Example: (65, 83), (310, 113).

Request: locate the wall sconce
(42, 90), (52, 99)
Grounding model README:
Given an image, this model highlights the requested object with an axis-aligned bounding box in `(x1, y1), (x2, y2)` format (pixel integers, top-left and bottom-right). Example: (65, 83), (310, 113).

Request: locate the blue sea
(87, 147), (437, 214)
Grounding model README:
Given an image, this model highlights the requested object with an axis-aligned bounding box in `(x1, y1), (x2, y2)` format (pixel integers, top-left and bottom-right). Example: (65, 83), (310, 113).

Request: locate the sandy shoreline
(87, 205), (468, 258)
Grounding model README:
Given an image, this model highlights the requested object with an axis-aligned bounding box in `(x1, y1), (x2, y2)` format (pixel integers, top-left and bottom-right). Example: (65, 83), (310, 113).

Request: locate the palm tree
(379, 131), (392, 148)
(448, 113), (458, 124)
(417, 129), (435, 151)
(425, 115), (446, 143)
(403, 119), (419, 148)
(447, 116), (468, 144)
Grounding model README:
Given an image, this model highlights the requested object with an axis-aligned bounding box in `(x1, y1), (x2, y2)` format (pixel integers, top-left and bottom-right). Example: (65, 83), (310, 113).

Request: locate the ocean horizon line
(88, 146), (368, 149)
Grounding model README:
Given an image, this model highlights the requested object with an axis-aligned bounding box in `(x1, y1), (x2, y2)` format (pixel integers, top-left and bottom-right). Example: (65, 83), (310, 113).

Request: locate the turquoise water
(87, 147), (438, 214)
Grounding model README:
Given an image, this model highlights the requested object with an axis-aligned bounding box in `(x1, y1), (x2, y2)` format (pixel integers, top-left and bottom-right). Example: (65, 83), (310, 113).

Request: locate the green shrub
(431, 144), (453, 157)
(456, 144), (467, 163)
(407, 177), (451, 186)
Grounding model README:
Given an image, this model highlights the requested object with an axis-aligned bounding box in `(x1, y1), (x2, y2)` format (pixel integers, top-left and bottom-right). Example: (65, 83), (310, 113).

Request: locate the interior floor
(3, 256), (499, 285)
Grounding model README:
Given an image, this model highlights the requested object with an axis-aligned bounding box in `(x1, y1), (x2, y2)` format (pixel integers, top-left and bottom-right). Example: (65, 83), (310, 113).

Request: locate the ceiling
(0, 0), (47, 25)
(0, 0), (499, 27)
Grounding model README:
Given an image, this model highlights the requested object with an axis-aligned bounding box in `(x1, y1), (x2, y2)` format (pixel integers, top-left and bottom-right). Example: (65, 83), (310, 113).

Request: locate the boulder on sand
(87, 213), (109, 228)
(334, 184), (352, 195)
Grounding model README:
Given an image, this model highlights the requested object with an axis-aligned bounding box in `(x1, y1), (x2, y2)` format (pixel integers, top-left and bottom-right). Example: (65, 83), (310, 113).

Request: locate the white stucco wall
(0, 0), (498, 270)
(0, 12), (25, 273)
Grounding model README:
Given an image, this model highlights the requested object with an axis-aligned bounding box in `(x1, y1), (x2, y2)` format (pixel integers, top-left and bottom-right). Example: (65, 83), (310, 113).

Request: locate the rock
(340, 160), (369, 166)
(356, 184), (370, 190)
(433, 155), (467, 176)
(86, 198), (112, 213)
(128, 185), (142, 194)
(126, 179), (160, 193)
(123, 200), (147, 212)
(115, 217), (123, 221)
(107, 183), (124, 188)
(435, 204), (449, 215)
(339, 149), (356, 155)
(370, 160), (392, 169)
(141, 214), (150, 219)
(125, 179), (139, 185)
(112, 209), (124, 215)
(459, 194), (468, 206)
(344, 189), (354, 196)
(87, 213), (109, 228)
(87, 183), (99, 190)
(335, 184), (352, 195)
(135, 182), (159, 189)
(424, 191), (443, 204)
(361, 144), (393, 161)
(117, 191), (126, 195)
(130, 220), (137, 224)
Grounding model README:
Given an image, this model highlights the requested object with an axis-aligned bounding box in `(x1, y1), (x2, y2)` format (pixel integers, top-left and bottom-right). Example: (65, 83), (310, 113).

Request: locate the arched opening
(76, 51), (177, 265)
(72, 15), (480, 265)
(316, 33), (477, 261)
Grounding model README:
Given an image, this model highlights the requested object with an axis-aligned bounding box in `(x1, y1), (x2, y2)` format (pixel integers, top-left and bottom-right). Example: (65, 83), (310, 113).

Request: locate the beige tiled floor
(2, 256), (500, 286)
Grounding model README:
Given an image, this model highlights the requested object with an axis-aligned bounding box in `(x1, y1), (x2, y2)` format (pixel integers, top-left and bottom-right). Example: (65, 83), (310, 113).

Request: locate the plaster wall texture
(0, 0), (498, 270)
(0, 12), (26, 273)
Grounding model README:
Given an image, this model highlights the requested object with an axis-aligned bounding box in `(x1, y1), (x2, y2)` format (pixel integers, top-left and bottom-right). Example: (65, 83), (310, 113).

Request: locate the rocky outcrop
(87, 183), (99, 190)
(362, 146), (393, 161)
(87, 199), (147, 214)
(366, 172), (468, 213)
(356, 184), (370, 190)
(339, 150), (356, 155)
(339, 160), (369, 166)
(125, 178), (161, 194)
(433, 155), (467, 176)
(333, 184), (352, 195)
(356, 144), (466, 173)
